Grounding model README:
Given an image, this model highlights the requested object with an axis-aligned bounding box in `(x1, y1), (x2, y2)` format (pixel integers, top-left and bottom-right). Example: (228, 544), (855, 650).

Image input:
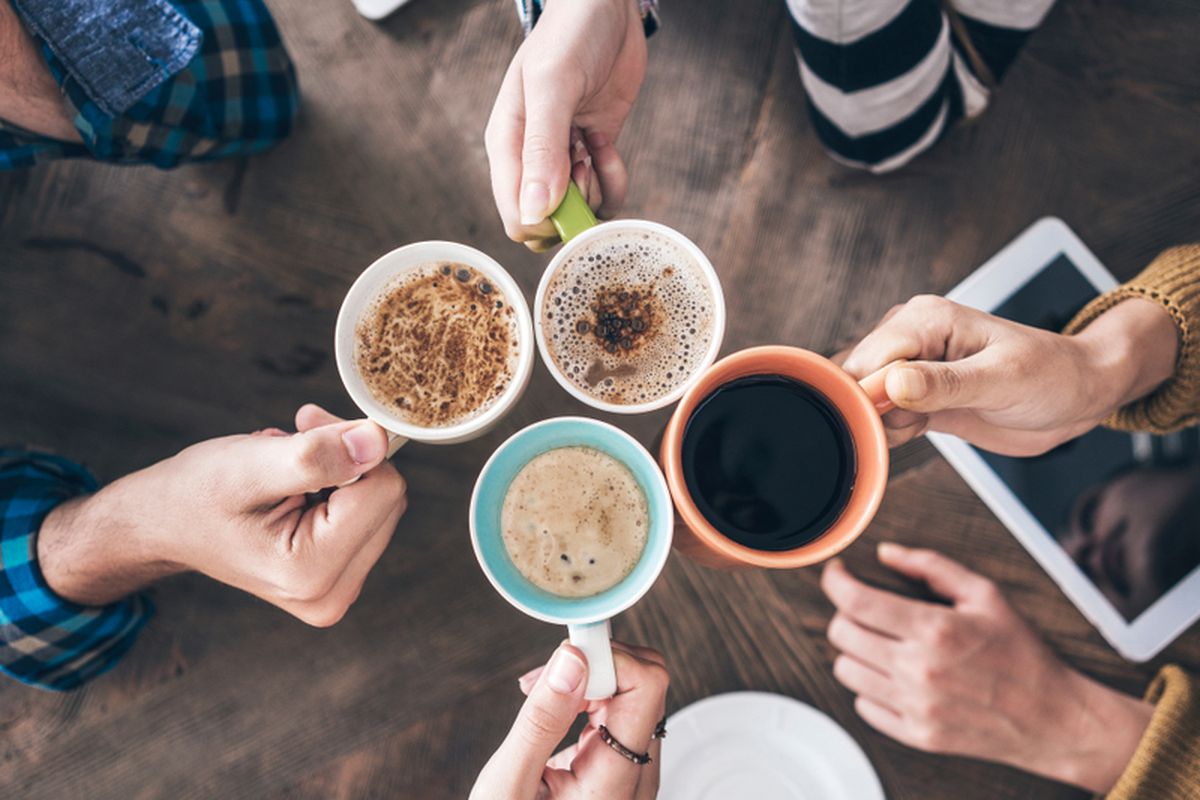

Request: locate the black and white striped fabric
(788, 0), (1056, 172)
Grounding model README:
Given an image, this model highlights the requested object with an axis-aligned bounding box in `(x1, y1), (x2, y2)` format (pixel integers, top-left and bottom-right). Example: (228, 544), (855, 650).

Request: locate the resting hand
(38, 404), (407, 627)
(470, 641), (668, 800)
(822, 543), (1152, 793)
(485, 0), (647, 250)
(841, 295), (1178, 455)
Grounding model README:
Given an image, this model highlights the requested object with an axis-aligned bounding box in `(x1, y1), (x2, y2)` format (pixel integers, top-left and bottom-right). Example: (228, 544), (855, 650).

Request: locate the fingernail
(341, 422), (383, 464)
(545, 647), (585, 694)
(878, 542), (903, 559)
(891, 367), (928, 402)
(520, 181), (550, 225)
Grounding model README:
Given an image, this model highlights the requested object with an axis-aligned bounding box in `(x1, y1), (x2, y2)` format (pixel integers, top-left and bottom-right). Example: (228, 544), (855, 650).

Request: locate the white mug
(534, 213), (726, 415)
(335, 241), (535, 450)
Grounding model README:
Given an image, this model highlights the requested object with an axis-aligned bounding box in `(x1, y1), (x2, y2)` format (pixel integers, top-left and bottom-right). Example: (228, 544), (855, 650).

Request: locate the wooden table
(2, 0), (1198, 797)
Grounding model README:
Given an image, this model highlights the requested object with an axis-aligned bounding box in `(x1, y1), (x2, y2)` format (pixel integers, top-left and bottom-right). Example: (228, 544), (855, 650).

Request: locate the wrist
(1041, 670), (1153, 793)
(1074, 297), (1179, 420)
(37, 475), (183, 606)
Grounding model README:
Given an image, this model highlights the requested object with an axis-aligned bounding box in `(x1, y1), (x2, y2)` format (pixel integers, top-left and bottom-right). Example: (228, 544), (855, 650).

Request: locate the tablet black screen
(975, 255), (1200, 622)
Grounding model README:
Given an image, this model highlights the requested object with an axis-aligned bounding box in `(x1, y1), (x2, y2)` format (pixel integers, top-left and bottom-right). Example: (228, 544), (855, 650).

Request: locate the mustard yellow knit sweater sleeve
(1104, 666), (1200, 800)
(1063, 245), (1200, 432)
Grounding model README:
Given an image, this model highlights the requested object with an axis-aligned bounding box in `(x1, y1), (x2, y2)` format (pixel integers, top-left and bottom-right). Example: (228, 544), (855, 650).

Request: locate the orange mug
(659, 345), (895, 569)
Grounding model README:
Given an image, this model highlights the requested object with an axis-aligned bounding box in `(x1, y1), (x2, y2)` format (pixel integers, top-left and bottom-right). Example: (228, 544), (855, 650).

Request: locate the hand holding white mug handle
(470, 640), (669, 800)
(38, 404), (408, 627)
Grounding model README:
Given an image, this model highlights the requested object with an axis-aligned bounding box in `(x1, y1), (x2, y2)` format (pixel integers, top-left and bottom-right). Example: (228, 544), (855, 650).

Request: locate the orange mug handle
(857, 360), (904, 415)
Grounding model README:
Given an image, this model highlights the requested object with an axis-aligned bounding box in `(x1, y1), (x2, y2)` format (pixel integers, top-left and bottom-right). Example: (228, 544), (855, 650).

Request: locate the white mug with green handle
(536, 181), (727, 414)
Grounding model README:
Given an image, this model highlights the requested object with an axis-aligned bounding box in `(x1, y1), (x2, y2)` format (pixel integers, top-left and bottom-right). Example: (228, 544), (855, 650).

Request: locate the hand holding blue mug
(470, 640), (669, 800)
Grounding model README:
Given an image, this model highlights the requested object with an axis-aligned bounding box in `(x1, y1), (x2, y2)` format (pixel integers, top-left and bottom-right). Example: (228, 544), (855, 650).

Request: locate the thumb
(240, 420), (389, 498)
(518, 72), (578, 226)
(485, 644), (588, 797)
(885, 360), (987, 414)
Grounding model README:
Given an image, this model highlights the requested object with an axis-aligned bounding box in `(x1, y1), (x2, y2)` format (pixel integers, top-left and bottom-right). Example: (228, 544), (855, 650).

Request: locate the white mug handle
(568, 619), (616, 700)
(385, 432), (408, 458)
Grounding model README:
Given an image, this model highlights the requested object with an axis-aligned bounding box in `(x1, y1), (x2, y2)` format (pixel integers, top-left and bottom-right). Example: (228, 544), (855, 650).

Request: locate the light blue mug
(470, 417), (673, 700)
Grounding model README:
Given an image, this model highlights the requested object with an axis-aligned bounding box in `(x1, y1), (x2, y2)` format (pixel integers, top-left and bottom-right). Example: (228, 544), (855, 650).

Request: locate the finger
(635, 734), (663, 800)
(841, 296), (983, 379)
(884, 417), (930, 448)
(310, 460), (406, 557)
(539, 766), (575, 797)
(251, 427), (289, 438)
(877, 542), (998, 606)
(485, 64), (558, 243)
(922, 408), (1081, 457)
(610, 640), (667, 668)
(276, 463), (407, 621)
(820, 559), (932, 638)
(283, 487), (403, 627)
(832, 655), (898, 713)
(518, 65), (579, 227)
(853, 695), (910, 744)
(481, 644), (589, 799)
(573, 649), (668, 797)
(519, 665), (545, 696)
(573, 157), (602, 212)
(586, 130), (628, 219)
(295, 403), (344, 431)
(826, 613), (898, 674)
(881, 408), (925, 430)
(545, 743), (578, 772)
(237, 419), (390, 498)
(884, 358), (993, 415)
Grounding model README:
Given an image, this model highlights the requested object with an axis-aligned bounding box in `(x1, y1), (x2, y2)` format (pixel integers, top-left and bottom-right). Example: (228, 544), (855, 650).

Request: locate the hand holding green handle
(549, 180), (599, 243)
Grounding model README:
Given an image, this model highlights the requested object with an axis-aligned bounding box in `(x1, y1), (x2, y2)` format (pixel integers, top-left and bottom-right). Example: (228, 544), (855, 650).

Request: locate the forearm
(1075, 297), (1179, 418)
(0, 1), (80, 141)
(38, 474), (182, 607)
(1037, 670), (1154, 794)
(1066, 245), (1200, 433)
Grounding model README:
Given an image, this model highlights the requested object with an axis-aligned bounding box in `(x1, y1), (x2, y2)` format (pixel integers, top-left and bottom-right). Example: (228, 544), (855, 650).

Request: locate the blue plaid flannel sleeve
(515, 0), (659, 37)
(0, 451), (151, 691)
(0, 0), (299, 169)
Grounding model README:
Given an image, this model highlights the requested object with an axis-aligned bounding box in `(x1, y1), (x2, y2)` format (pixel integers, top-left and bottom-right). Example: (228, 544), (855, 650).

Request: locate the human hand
(470, 640), (668, 800)
(0, 2), (83, 141)
(485, 0), (647, 250)
(840, 295), (1178, 455)
(38, 404), (407, 627)
(821, 543), (1152, 793)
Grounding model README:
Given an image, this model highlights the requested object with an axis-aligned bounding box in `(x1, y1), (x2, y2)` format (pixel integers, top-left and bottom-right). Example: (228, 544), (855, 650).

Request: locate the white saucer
(659, 692), (886, 800)
(352, 0), (414, 20)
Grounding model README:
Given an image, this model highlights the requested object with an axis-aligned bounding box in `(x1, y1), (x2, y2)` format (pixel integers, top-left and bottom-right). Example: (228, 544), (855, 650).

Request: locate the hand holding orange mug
(660, 346), (897, 569)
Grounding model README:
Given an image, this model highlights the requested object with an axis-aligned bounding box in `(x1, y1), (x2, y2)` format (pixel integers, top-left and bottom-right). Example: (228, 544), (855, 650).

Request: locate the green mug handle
(549, 180), (599, 243)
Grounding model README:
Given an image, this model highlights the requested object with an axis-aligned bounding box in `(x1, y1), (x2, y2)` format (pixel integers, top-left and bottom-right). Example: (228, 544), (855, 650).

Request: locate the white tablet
(928, 217), (1200, 662)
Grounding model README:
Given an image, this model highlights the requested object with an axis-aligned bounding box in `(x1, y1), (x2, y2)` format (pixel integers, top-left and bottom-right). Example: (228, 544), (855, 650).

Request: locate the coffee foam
(501, 446), (649, 598)
(355, 262), (519, 429)
(543, 229), (714, 405)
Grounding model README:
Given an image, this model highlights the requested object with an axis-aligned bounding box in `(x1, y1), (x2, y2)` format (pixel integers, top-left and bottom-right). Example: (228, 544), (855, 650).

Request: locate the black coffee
(681, 375), (856, 551)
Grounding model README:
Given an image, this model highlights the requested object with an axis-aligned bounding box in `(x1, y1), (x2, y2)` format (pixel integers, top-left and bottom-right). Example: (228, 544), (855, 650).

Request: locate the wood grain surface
(2, 0), (1198, 798)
